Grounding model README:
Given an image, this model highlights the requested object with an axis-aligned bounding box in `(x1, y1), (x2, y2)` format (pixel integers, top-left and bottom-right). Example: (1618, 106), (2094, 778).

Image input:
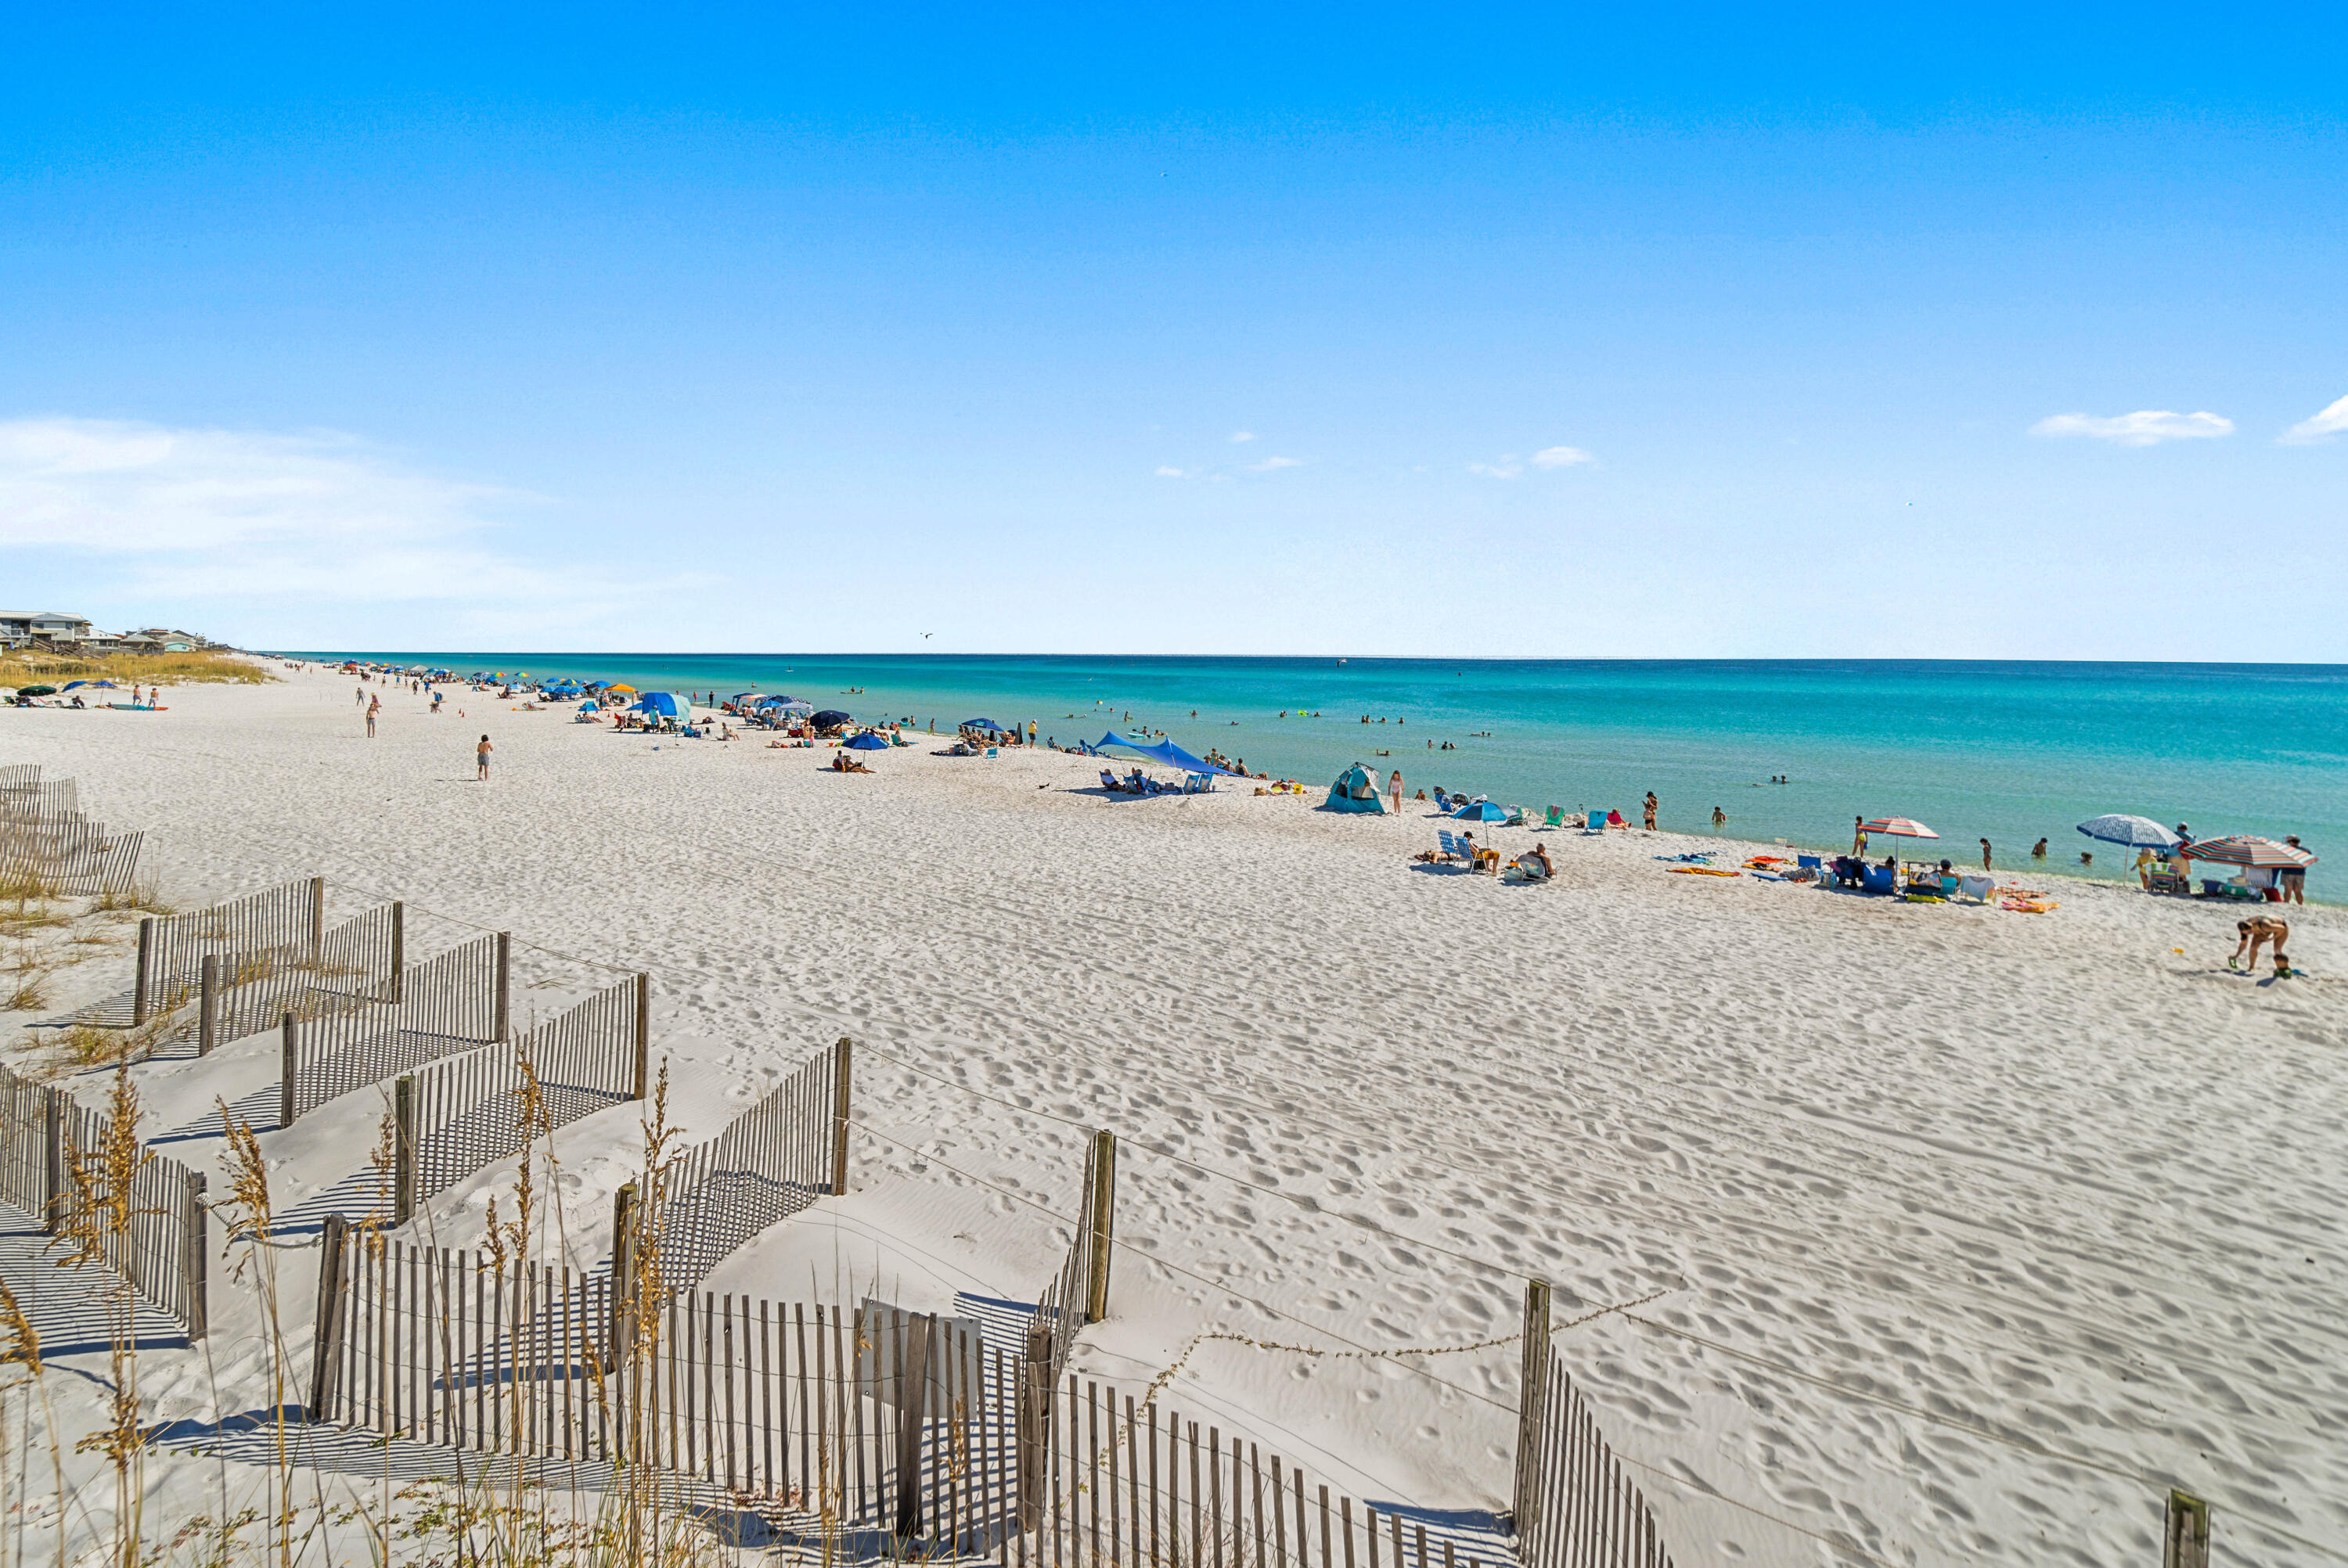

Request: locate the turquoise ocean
(301, 654), (2345, 899)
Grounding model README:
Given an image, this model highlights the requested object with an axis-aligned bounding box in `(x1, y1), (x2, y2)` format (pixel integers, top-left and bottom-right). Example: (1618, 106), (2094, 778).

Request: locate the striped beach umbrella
(2178, 835), (2316, 868)
(1860, 817), (1939, 840)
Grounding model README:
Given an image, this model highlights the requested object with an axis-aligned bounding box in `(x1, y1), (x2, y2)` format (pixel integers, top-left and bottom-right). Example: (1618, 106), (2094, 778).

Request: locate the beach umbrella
(608, 684), (637, 694)
(2076, 814), (2179, 849)
(1452, 800), (1510, 822)
(1860, 816), (1939, 869)
(845, 732), (890, 750)
(2178, 835), (2316, 868)
(961, 717), (1002, 731)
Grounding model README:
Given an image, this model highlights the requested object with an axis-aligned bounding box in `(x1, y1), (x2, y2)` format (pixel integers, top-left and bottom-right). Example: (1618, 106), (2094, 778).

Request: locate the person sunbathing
(1523, 843), (1556, 879)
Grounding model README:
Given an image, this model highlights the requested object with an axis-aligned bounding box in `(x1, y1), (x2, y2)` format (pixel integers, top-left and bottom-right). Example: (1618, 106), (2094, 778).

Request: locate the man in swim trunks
(2231, 916), (2290, 975)
(1644, 792), (1658, 830)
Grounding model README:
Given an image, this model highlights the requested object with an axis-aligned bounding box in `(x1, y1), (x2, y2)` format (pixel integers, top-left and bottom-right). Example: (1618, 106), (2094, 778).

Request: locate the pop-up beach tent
(1323, 764), (1387, 813)
(634, 692), (691, 720)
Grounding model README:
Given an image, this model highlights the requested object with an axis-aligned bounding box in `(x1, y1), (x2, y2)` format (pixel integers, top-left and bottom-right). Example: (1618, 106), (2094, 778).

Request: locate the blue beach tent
(635, 692), (691, 719)
(1323, 764), (1387, 814)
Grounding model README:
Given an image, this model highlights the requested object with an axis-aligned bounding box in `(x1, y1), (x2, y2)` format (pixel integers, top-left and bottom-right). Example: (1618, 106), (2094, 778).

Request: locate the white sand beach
(5, 668), (2343, 1566)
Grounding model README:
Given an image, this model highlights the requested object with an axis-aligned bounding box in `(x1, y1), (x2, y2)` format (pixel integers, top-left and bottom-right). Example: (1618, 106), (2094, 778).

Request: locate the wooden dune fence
(309, 1235), (1499, 1568)
(0, 764), (41, 799)
(1026, 1129), (1115, 1397)
(0, 1063), (207, 1340)
(646, 1039), (848, 1294)
(176, 901), (402, 1055)
(0, 775), (79, 818)
(280, 930), (511, 1125)
(1510, 1283), (1673, 1568)
(126, 877), (326, 1026)
(394, 975), (649, 1218)
(0, 799), (142, 898)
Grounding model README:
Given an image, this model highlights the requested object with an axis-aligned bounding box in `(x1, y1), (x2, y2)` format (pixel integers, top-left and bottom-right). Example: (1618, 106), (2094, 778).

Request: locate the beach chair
(1436, 830), (1465, 863)
(1797, 855), (1822, 871)
(1584, 811), (1604, 833)
(1505, 805), (1527, 826)
(1543, 806), (1565, 829)
(1957, 874), (1994, 902)
(2146, 870), (2190, 896)
(1100, 770), (1120, 791)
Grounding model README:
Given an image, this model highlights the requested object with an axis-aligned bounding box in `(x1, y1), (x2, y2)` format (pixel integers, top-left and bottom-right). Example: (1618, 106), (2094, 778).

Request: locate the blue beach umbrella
(1451, 800), (1510, 822)
(2076, 814), (2178, 849)
(961, 717), (1003, 731)
(845, 732), (890, 750)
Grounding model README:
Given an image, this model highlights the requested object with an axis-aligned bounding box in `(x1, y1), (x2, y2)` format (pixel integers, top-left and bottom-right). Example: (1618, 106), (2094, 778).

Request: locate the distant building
(0, 611), (94, 649)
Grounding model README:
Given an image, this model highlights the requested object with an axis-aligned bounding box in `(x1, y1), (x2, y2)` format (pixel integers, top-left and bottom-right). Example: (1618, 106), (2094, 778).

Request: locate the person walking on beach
(355, 685), (365, 707)
(477, 735), (494, 780)
(1388, 769), (1403, 811)
(1644, 793), (1658, 831)
(1853, 816), (1868, 855)
(366, 694), (379, 737)
(1979, 838), (1993, 871)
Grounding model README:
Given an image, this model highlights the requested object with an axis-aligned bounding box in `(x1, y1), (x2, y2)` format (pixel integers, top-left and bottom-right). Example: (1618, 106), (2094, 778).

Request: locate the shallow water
(301, 653), (2346, 897)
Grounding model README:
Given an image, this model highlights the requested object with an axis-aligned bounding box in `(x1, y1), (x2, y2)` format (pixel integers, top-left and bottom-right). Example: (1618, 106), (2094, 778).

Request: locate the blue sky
(2, 5), (2343, 657)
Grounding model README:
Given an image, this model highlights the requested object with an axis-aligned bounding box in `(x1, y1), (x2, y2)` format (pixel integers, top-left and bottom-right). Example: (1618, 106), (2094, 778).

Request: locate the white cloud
(1154, 466), (1187, 478)
(1246, 455), (1301, 472)
(0, 415), (697, 622)
(1532, 445), (1594, 469)
(2280, 394), (2348, 445)
(1228, 430), (1255, 444)
(1468, 462), (1522, 479)
(2029, 410), (2234, 446)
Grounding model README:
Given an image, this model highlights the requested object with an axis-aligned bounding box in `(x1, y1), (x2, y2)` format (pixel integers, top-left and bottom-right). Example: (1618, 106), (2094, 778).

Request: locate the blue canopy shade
(634, 692), (690, 719)
(845, 732), (891, 750)
(961, 717), (1003, 731)
(1452, 800), (1511, 822)
(576, 700), (599, 710)
(1094, 732), (1238, 776)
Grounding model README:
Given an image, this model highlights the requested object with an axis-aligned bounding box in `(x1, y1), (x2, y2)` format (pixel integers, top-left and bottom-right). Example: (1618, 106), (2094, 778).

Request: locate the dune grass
(0, 648), (272, 687)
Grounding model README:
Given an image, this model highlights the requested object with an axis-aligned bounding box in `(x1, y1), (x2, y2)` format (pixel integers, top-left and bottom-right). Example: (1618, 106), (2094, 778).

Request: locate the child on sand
(477, 735), (493, 780)
(2231, 916), (2291, 976)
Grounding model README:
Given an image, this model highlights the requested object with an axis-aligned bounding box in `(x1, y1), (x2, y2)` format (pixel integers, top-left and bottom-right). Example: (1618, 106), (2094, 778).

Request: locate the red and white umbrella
(2178, 835), (2316, 869)
(1861, 817), (1939, 840)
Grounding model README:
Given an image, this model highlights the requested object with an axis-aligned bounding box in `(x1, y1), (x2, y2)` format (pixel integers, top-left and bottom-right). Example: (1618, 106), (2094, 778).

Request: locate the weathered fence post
(1511, 1278), (1553, 1538)
(492, 932), (511, 1041)
(131, 917), (154, 1025)
(392, 1075), (416, 1225)
(41, 1088), (64, 1235)
(388, 902), (405, 1002)
(608, 1181), (638, 1369)
(306, 876), (326, 964)
(2164, 1490), (2210, 1568)
(279, 1012), (297, 1130)
(196, 955), (220, 1056)
(308, 1213), (350, 1420)
(183, 1171), (208, 1342)
(893, 1314), (934, 1541)
(830, 1036), (853, 1194)
(1086, 1129), (1117, 1323)
(1017, 1319), (1052, 1531)
(630, 974), (650, 1100)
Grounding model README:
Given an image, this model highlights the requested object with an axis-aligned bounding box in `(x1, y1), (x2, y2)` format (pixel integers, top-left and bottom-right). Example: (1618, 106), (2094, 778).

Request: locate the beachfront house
(0, 610), (94, 649)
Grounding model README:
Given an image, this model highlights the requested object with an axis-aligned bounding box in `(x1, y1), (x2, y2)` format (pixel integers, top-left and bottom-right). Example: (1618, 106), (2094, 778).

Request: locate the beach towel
(1668, 866), (1740, 877)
